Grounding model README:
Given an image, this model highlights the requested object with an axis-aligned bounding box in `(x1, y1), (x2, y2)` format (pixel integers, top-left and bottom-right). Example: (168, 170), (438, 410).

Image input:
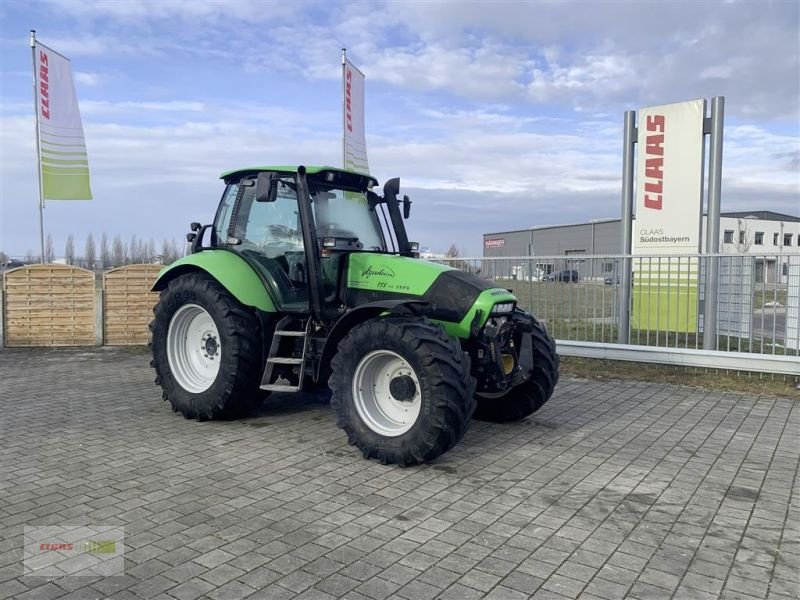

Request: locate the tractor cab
(199, 166), (412, 317)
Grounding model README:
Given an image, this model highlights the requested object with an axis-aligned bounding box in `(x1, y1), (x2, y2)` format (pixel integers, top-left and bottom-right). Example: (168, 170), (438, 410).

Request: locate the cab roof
(220, 165), (378, 187)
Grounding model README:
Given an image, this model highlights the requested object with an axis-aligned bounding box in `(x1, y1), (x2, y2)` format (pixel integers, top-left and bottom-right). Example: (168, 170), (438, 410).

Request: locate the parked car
(544, 270), (579, 282)
(0, 260), (25, 271)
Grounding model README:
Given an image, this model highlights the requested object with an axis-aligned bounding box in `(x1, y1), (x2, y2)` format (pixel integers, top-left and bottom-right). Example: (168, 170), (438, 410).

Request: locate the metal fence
(434, 253), (800, 375)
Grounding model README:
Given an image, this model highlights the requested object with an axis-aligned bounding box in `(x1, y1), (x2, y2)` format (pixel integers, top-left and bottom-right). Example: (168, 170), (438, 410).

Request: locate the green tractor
(150, 165), (559, 465)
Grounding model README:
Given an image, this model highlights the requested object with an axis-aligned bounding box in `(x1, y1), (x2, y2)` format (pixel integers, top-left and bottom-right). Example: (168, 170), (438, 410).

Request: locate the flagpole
(30, 29), (45, 262)
(341, 48), (347, 169)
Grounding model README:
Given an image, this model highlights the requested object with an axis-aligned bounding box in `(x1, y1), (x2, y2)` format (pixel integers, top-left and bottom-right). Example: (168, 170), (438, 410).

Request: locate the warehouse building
(483, 210), (800, 283)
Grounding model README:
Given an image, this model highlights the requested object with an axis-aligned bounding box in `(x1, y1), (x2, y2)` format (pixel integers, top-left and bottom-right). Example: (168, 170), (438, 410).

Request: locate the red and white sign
(484, 239), (505, 248)
(634, 99), (705, 254)
(343, 58), (368, 175)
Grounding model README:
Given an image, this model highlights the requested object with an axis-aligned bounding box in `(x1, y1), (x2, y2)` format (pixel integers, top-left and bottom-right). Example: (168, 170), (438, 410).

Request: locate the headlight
(491, 302), (515, 314)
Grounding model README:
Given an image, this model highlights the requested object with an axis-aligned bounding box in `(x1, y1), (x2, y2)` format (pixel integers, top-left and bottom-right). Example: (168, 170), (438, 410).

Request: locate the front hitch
(471, 310), (535, 395)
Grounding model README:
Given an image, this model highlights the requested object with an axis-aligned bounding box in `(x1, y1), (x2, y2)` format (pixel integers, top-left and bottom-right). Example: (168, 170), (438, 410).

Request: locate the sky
(1, 0), (798, 258)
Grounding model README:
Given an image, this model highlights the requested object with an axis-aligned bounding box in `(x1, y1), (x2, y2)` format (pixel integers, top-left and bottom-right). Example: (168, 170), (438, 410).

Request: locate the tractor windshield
(310, 186), (386, 252)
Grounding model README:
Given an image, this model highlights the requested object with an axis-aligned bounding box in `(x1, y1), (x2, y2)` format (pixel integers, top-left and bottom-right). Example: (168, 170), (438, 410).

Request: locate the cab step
(260, 316), (309, 393)
(267, 357), (303, 365)
(260, 383), (301, 393)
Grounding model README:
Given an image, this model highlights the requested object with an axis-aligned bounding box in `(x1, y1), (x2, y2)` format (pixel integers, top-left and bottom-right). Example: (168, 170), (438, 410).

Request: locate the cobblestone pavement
(1, 347), (798, 600)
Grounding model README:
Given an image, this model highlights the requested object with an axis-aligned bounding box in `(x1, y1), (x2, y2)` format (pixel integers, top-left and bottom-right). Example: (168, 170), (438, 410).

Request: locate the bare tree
(100, 233), (110, 268)
(161, 239), (181, 264)
(84, 233), (96, 269)
(445, 243), (468, 271)
(111, 235), (126, 267)
(64, 234), (75, 265)
(44, 234), (55, 263)
(146, 239), (157, 263)
(0, 250), (8, 265)
(129, 234), (140, 263)
(25, 249), (35, 263)
(445, 244), (461, 258)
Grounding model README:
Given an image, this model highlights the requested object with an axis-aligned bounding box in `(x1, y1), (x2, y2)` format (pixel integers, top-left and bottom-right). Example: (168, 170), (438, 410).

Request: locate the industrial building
(483, 210), (800, 283)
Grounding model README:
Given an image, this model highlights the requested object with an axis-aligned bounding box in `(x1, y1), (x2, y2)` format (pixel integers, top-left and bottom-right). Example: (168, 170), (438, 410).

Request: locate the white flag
(35, 42), (92, 200)
(343, 58), (369, 174)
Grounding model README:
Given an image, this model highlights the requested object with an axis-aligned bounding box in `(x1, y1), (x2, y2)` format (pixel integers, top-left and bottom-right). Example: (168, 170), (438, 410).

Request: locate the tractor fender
(151, 250), (276, 312)
(315, 300), (427, 384)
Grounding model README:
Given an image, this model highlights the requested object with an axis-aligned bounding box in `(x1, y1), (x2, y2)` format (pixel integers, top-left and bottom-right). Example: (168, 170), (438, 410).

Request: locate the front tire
(330, 317), (476, 466)
(150, 272), (262, 420)
(474, 319), (560, 422)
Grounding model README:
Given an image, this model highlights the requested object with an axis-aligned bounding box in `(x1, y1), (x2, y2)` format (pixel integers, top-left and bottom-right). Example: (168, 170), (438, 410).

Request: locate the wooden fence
(2, 264), (97, 347)
(1, 263), (162, 347)
(103, 265), (162, 345)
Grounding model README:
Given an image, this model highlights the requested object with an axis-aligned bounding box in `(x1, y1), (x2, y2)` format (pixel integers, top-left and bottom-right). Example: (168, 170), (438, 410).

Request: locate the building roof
(484, 210), (800, 237)
(719, 210), (800, 223)
(484, 218), (621, 237)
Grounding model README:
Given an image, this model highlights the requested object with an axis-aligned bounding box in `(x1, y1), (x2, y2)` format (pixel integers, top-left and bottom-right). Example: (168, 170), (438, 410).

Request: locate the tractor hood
(343, 253), (517, 338)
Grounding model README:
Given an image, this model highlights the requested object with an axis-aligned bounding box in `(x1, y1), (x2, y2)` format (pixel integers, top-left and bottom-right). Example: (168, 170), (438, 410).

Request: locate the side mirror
(255, 172), (277, 202)
(187, 224), (212, 254)
(403, 194), (412, 219)
(190, 222), (201, 232)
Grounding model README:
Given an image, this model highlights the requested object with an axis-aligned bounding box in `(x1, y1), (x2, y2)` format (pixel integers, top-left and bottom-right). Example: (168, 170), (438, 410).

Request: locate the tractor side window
(214, 184), (239, 245)
(232, 179), (308, 308)
(237, 180), (303, 257)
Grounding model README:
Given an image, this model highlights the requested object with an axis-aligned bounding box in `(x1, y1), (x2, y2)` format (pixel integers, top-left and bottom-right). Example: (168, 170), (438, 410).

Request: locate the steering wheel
(317, 223), (359, 238)
(268, 224), (297, 238)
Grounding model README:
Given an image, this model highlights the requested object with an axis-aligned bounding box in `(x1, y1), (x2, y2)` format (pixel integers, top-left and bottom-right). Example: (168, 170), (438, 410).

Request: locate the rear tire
(474, 319), (559, 422)
(330, 317), (476, 466)
(150, 272), (262, 420)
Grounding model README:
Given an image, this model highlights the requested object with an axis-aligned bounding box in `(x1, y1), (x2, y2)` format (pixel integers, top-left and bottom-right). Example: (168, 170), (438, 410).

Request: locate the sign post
(702, 97), (724, 350)
(30, 30), (45, 261)
(618, 111), (636, 344)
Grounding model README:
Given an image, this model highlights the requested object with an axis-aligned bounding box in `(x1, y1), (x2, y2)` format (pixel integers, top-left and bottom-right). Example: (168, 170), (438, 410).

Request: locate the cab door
(215, 176), (309, 311)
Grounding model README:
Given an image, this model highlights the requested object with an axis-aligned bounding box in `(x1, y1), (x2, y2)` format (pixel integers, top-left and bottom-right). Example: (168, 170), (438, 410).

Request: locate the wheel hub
(389, 375), (416, 402)
(202, 333), (218, 358)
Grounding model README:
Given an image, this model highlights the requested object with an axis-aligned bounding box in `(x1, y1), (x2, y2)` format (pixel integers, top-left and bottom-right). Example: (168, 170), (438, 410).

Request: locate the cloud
(74, 71), (102, 86)
(1, 0), (797, 256)
(80, 100), (206, 115)
(528, 52), (637, 105)
(374, 1), (799, 120)
(29, 1), (799, 121)
(3, 80), (797, 255)
(43, 0), (310, 22)
(37, 35), (149, 57)
(363, 43), (531, 100)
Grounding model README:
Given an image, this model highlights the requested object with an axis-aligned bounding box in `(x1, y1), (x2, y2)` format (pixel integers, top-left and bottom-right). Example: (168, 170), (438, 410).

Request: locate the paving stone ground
(0, 347), (798, 600)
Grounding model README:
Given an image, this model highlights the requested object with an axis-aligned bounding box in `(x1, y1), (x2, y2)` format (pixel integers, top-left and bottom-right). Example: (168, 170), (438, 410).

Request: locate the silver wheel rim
(167, 304), (221, 393)
(352, 350), (422, 437)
